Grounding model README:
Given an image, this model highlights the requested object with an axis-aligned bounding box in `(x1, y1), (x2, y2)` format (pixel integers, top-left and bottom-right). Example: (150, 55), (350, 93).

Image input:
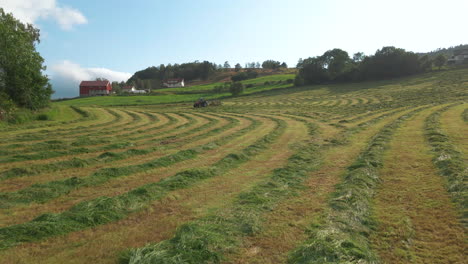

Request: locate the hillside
(0, 68), (466, 263)
(418, 44), (468, 58)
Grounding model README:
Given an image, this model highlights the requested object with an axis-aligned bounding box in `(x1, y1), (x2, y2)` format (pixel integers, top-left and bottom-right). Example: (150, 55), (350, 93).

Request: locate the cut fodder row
(0, 113), (229, 196)
(0, 109), (153, 157)
(287, 107), (425, 264)
(119, 121), (319, 264)
(370, 105), (466, 263)
(0, 115), (310, 263)
(227, 104), (410, 263)
(0, 113), (233, 191)
(0, 107), (124, 145)
(0, 111), (185, 166)
(0, 114), (259, 226)
(0, 105), (93, 135)
(424, 103), (467, 224)
(438, 103), (468, 155)
(0, 116), (287, 250)
(1, 112), (260, 225)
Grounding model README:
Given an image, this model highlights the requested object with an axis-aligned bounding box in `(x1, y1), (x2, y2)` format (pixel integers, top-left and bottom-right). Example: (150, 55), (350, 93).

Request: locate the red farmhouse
(79, 80), (112, 97)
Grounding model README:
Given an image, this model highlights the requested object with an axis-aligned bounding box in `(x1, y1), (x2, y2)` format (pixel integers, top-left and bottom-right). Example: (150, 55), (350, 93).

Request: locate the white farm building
(163, 78), (184, 88)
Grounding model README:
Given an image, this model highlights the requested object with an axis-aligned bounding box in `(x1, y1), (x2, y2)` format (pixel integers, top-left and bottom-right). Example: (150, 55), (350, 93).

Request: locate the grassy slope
(54, 74), (295, 107)
(0, 67), (466, 263)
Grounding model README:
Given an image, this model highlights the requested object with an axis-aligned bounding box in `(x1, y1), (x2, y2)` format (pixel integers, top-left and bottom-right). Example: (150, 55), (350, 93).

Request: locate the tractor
(193, 98), (208, 108)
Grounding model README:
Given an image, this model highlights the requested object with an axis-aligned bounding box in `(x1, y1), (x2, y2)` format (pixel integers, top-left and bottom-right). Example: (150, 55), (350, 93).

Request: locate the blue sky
(2, 0), (468, 98)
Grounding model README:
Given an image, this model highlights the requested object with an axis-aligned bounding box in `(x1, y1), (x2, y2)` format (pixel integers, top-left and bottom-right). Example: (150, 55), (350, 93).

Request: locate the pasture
(0, 68), (466, 263)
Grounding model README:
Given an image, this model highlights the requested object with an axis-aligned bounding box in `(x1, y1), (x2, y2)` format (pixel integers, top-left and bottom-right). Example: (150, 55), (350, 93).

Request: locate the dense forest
(295, 46), (453, 85)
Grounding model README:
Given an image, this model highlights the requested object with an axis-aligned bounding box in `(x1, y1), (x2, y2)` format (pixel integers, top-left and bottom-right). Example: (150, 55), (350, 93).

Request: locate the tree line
(295, 47), (448, 86)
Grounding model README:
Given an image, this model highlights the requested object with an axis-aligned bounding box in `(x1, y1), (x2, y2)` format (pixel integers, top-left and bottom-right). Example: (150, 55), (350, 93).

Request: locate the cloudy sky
(1, 0), (468, 98)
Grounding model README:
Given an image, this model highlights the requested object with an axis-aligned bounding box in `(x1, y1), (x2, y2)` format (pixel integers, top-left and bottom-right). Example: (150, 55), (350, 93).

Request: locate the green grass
(120, 121), (319, 264)
(0, 116), (283, 250)
(424, 104), (467, 225)
(54, 74), (295, 107)
(287, 107), (425, 264)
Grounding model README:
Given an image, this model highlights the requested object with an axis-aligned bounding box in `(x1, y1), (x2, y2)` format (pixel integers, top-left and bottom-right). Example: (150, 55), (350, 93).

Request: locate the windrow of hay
(120, 122), (319, 264)
(0, 114), (240, 206)
(0, 117), (285, 250)
(424, 103), (467, 226)
(287, 106), (425, 264)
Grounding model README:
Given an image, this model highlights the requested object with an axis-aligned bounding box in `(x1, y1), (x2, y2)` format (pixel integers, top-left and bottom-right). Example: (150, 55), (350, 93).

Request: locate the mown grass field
(0, 68), (466, 263)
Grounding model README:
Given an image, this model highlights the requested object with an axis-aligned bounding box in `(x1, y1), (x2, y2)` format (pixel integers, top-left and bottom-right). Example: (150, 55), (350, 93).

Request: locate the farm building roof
(79, 80), (110, 86)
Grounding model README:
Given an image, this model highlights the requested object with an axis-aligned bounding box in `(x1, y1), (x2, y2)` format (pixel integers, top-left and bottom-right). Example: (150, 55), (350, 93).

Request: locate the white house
(448, 48), (468, 65)
(122, 85), (147, 94)
(163, 78), (184, 88)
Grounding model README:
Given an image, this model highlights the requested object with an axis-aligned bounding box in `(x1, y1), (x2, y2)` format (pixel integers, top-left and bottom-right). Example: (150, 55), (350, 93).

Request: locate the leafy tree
(223, 61), (231, 69)
(296, 58), (304, 68)
(298, 57), (328, 84)
(352, 52), (365, 63)
(255, 62), (260, 68)
(111, 81), (122, 93)
(229, 82), (244, 96)
(434, 54), (446, 70)
(0, 8), (53, 110)
(321, 49), (352, 80)
(419, 55), (433, 72)
(280, 62), (288, 68)
(234, 63), (242, 72)
(262, 60), (281, 69)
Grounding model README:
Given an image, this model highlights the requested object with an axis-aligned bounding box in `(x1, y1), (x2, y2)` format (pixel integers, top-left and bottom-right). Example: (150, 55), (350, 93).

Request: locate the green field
(55, 74), (295, 107)
(0, 68), (466, 263)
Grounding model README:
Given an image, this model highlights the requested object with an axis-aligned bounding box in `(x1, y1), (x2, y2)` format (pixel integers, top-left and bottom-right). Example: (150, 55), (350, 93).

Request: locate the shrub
(36, 113), (50, 121)
(286, 79), (294, 84)
(245, 84), (254, 88)
(294, 76), (304, 86)
(264, 81), (270, 85)
(0, 92), (16, 121)
(229, 82), (244, 96)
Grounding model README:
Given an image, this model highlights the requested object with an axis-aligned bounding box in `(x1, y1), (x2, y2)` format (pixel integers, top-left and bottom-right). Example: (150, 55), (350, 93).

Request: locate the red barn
(79, 80), (112, 97)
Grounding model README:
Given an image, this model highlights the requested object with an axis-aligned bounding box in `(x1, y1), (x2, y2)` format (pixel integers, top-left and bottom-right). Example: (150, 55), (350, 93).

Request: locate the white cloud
(0, 0), (87, 30)
(50, 60), (132, 98)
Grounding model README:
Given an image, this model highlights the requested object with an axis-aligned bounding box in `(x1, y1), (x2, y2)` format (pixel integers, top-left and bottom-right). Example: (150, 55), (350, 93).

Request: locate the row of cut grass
(120, 121), (319, 263)
(0, 107), (125, 146)
(0, 111), (181, 165)
(424, 103), (467, 225)
(0, 114), (236, 205)
(287, 106), (426, 264)
(0, 115), (285, 250)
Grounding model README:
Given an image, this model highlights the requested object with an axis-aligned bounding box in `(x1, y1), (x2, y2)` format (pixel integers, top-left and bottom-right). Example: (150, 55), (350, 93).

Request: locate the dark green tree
(234, 63), (242, 72)
(262, 60), (281, 69)
(0, 8), (53, 110)
(434, 54), (446, 70)
(229, 82), (244, 96)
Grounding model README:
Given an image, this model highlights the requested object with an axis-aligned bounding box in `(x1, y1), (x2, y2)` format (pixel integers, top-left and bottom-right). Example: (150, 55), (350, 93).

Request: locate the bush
(286, 79), (294, 84)
(245, 84), (254, 88)
(36, 113), (50, 121)
(231, 70), (258, 82)
(212, 85), (225, 94)
(294, 76), (304, 86)
(231, 72), (248, 82)
(229, 82), (244, 96)
(264, 81), (271, 85)
(0, 92), (16, 121)
(8, 109), (34, 124)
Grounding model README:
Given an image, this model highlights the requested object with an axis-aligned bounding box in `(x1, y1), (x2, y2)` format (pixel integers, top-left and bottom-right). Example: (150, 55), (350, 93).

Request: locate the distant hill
(418, 44), (468, 58)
